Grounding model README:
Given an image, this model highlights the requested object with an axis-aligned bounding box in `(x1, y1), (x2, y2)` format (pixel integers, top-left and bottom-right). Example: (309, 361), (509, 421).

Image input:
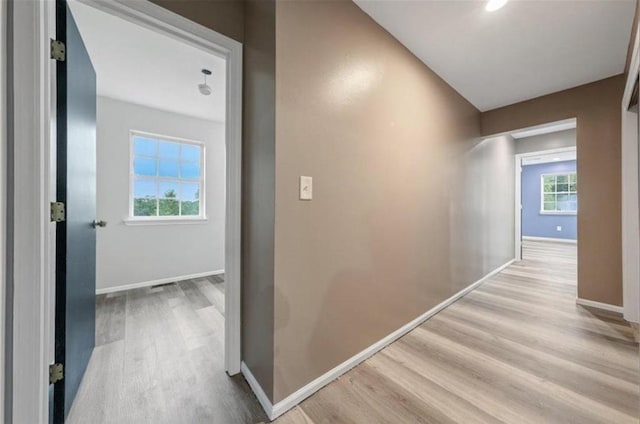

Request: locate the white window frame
(127, 130), (207, 224)
(540, 171), (577, 215)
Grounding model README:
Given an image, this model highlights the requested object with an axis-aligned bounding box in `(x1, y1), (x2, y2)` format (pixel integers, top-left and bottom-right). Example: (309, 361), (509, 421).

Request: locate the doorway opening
(51, 1), (254, 422)
(511, 121), (578, 295)
(511, 120), (577, 257)
(7, 0), (244, 422)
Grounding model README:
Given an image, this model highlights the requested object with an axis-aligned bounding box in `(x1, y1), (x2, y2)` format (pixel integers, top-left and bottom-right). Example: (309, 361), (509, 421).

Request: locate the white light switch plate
(300, 176), (312, 200)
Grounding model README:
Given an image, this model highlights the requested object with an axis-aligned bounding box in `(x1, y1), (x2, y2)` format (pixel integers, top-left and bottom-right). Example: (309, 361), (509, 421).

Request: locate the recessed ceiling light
(553, 157), (561, 161)
(486, 0), (508, 12)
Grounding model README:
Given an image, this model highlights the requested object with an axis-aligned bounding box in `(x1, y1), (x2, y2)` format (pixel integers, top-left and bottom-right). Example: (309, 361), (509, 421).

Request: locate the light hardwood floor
(275, 240), (639, 424)
(66, 274), (268, 424)
(69, 241), (638, 423)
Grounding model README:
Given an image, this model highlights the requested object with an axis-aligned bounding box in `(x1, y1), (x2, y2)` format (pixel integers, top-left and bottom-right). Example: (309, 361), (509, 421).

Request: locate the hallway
(276, 240), (639, 423)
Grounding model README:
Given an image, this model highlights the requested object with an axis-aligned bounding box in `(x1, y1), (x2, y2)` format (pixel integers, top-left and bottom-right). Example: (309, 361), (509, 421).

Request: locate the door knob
(92, 220), (107, 228)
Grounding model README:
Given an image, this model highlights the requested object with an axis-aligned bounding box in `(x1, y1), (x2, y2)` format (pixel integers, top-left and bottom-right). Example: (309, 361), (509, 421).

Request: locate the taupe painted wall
(242, 0), (276, 400)
(273, 0), (514, 402)
(482, 75), (625, 306)
(514, 129), (576, 155)
(149, 0), (244, 42)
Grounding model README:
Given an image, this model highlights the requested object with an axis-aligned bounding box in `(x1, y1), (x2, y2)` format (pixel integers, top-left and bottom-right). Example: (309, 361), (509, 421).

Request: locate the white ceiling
(354, 0), (636, 111)
(68, 1), (226, 121)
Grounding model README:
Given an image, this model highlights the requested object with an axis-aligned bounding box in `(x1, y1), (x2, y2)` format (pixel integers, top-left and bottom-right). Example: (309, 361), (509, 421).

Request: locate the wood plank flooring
(275, 240), (639, 424)
(66, 274), (268, 424)
(68, 241), (638, 423)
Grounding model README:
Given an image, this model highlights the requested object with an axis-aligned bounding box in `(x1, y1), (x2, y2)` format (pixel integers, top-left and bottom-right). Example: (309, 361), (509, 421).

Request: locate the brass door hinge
(50, 39), (66, 62)
(49, 363), (64, 385)
(50, 202), (65, 222)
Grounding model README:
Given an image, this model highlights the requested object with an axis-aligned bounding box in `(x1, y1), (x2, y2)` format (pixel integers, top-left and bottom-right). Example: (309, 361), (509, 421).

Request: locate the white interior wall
(96, 96), (225, 292)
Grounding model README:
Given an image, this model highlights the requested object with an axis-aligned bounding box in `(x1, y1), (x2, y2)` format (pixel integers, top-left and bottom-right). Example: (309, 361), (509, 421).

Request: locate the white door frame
(622, 21), (639, 324)
(8, 1), (243, 422)
(514, 147), (577, 261)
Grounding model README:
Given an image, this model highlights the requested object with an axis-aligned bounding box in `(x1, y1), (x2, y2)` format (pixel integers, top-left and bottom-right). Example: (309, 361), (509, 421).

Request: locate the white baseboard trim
(522, 236), (577, 244)
(96, 269), (225, 295)
(242, 259), (515, 421)
(576, 298), (623, 314)
(241, 362), (274, 419)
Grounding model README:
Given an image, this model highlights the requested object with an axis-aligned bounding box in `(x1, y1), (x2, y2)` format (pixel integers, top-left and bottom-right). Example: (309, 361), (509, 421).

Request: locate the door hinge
(50, 202), (66, 222)
(49, 363), (64, 385)
(50, 39), (66, 62)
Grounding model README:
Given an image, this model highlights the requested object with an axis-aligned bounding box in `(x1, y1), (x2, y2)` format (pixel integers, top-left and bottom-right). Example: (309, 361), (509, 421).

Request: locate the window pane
(159, 199), (179, 216)
(180, 183), (200, 216)
(158, 181), (178, 217)
(556, 175), (568, 184)
(134, 179), (157, 198)
(557, 183), (569, 192)
(568, 201), (578, 211)
(158, 160), (179, 177)
(181, 162), (201, 179)
(542, 175), (556, 185)
(180, 182), (200, 201)
(158, 141), (180, 159)
(181, 201), (199, 216)
(543, 202), (556, 211)
(134, 198), (157, 216)
(569, 194), (577, 201)
(570, 182), (577, 192)
(159, 181), (179, 199)
(181, 144), (201, 162)
(570, 174), (577, 183)
(557, 201), (571, 211)
(557, 193), (569, 202)
(133, 157), (156, 176)
(543, 194), (555, 202)
(134, 137), (156, 156)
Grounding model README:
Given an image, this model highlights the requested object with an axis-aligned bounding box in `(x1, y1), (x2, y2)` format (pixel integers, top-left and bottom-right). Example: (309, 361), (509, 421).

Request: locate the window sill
(123, 217), (208, 226)
(539, 211), (577, 216)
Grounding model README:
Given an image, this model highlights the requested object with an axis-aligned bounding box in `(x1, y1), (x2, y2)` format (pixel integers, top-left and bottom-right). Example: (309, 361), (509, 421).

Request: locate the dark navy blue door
(53, 1), (97, 422)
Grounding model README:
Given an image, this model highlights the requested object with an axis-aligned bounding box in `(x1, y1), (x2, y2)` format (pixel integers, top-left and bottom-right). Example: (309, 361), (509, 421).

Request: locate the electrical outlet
(556, 225), (562, 232)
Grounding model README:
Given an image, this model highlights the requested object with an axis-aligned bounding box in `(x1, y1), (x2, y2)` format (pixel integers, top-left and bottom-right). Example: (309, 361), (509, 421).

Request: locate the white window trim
(540, 171), (577, 215)
(127, 130), (207, 222)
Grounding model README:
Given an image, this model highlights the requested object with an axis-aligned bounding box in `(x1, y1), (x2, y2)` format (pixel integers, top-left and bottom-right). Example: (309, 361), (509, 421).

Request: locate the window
(541, 172), (577, 214)
(130, 132), (205, 220)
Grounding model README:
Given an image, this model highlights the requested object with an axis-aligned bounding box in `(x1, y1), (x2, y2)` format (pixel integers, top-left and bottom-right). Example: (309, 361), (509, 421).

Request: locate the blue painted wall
(521, 160), (577, 240)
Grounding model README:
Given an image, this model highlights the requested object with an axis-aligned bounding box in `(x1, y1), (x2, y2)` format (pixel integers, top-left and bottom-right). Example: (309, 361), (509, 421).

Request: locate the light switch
(556, 226), (562, 232)
(299, 176), (312, 200)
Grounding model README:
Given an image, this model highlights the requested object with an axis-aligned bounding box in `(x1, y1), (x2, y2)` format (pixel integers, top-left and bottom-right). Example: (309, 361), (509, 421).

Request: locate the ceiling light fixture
(485, 0), (508, 12)
(198, 69), (212, 96)
(553, 157), (561, 161)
